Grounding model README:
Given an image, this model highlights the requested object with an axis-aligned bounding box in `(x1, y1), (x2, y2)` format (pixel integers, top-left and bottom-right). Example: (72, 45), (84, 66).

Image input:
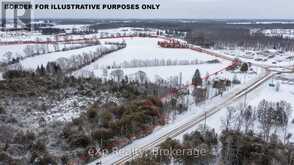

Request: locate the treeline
(187, 28), (294, 51)
(1, 38), (101, 65)
(4, 44), (126, 79)
(55, 44), (125, 73)
(108, 59), (219, 69)
(130, 99), (294, 165)
(88, 20), (294, 51)
(128, 128), (218, 165)
(220, 100), (293, 165)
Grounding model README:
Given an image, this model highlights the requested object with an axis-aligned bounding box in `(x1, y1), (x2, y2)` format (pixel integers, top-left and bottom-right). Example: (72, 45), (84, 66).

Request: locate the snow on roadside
(175, 74), (294, 142)
(90, 69), (266, 165)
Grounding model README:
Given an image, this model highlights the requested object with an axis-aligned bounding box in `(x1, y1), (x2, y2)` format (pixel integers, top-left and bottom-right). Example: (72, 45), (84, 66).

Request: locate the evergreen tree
(240, 63), (249, 72)
(192, 69), (202, 87)
(36, 65), (46, 75)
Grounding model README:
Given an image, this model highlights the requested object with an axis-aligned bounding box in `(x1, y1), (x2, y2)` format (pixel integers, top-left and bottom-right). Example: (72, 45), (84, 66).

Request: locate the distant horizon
(2, 0), (294, 20)
(24, 18), (294, 21)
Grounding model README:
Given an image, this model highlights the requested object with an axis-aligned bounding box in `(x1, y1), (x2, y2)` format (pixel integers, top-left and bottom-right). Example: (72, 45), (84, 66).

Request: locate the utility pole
(204, 111), (207, 130)
(179, 72), (182, 88)
(244, 93), (247, 107)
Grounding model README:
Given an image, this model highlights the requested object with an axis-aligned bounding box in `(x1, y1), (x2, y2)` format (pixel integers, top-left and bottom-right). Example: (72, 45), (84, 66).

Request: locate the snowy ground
(176, 73), (294, 142)
(18, 44), (110, 70)
(0, 27), (160, 64)
(0, 43), (91, 63)
(91, 69), (266, 165)
(216, 48), (294, 67)
(37, 94), (119, 126)
(258, 29), (294, 39)
(74, 37), (232, 83)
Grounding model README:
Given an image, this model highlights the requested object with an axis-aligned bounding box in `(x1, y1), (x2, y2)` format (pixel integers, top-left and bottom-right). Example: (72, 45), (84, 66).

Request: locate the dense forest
(87, 20), (294, 51)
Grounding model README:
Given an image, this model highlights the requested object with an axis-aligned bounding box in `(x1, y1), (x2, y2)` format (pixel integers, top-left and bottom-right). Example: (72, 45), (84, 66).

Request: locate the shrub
(87, 104), (98, 120)
(99, 111), (113, 127)
(0, 106), (5, 114)
(32, 141), (47, 154)
(3, 70), (35, 79)
(87, 108), (97, 120)
(68, 134), (91, 148)
(14, 131), (35, 145)
(149, 97), (163, 107)
(92, 128), (114, 142)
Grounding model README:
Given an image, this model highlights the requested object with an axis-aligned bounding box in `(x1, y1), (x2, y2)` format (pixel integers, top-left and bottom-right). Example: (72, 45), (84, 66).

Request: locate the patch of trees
(62, 97), (164, 152)
(220, 130), (293, 165)
(0, 127), (57, 165)
(191, 68), (234, 104)
(1, 51), (21, 65)
(109, 59), (205, 69)
(129, 99), (294, 165)
(3, 43), (126, 80)
(88, 20), (294, 50)
(222, 100), (292, 143)
(128, 128), (218, 165)
(0, 71), (170, 100)
(60, 44), (125, 75)
(212, 79), (231, 96)
(257, 100), (292, 142)
(166, 88), (189, 119)
(0, 106), (5, 114)
(2, 69), (35, 79)
(0, 64), (178, 164)
(36, 62), (62, 76)
(0, 74), (172, 164)
(186, 27), (294, 51)
(2, 38), (101, 66)
(3, 62), (62, 79)
(41, 28), (65, 35)
(240, 63), (249, 72)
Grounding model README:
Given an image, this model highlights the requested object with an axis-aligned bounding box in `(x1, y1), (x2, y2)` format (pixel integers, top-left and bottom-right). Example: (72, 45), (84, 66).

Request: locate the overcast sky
(5, 0), (294, 19)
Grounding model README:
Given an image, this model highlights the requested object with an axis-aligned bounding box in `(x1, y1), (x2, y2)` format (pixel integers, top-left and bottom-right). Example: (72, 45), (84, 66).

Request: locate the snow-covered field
(74, 37), (232, 83)
(0, 43), (91, 63)
(19, 44), (110, 70)
(216, 48), (294, 67)
(0, 27), (159, 64)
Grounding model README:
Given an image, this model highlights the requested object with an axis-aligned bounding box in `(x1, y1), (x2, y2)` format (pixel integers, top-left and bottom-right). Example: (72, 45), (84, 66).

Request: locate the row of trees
(221, 99), (293, 165)
(223, 100), (292, 143)
(55, 44), (126, 73)
(129, 99), (293, 165)
(186, 27), (294, 51)
(3, 43), (126, 79)
(2, 36), (101, 65)
(108, 59), (208, 69)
